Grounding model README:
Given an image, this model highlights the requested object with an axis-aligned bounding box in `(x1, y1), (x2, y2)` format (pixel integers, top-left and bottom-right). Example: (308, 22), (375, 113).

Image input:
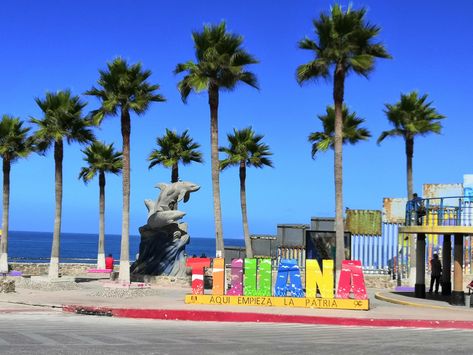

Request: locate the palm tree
(86, 58), (165, 283)
(175, 21), (259, 258)
(296, 4), (390, 275)
(219, 127), (273, 258)
(309, 105), (371, 158)
(79, 141), (122, 269)
(148, 129), (203, 183)
(378, 91), (445, 199)
(0, 115), (33, 273)
(32, 90), (95, 278)
(377, 91), (444, 281)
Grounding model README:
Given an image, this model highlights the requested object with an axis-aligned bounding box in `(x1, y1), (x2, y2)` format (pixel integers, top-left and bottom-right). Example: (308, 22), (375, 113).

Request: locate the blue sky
(1, 1), (472, 240)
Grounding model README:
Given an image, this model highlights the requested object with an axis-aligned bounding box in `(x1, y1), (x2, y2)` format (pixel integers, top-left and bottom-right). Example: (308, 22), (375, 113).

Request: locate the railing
(405, 196), (473, 227)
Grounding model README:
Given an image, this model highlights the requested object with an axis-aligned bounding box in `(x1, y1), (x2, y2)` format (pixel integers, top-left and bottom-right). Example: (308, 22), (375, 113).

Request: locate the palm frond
(296, 59), (330, 84)
(297, 4), (390, 82)
(86, 57), (166, 120)
(31, 90), (94, 152)
(176, 21), (259, 97)
(381, 91), (445, 142)
(0, 115), (33, 162)
(219, 127), (273, 170)
(79, 141), (123, 183)
(309, 104), (371, 156)
(148, 129), (203, 179)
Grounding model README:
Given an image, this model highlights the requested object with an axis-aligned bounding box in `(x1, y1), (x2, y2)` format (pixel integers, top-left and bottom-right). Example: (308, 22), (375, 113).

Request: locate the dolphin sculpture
(132, 180), (200, 277)
(147, 210), (186, 229)
(145, 181), (200, 218)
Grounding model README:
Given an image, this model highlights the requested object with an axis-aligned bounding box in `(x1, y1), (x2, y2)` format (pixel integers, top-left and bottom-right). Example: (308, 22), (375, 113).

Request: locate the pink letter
(336, 260), (367, 300)
(226, 258), (243, 296)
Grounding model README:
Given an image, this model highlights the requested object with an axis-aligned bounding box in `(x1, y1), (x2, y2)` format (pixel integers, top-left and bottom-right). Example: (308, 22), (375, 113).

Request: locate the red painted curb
(62, 305), (473, 330)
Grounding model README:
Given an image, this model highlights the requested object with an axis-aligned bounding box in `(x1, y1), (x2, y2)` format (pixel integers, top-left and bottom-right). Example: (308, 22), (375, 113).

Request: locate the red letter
(186, 258), (211, 295)
(336, 260), (367, 300)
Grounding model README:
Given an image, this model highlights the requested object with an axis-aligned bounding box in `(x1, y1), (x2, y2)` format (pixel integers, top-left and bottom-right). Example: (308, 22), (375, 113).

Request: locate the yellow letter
(306, 259), (334, 299)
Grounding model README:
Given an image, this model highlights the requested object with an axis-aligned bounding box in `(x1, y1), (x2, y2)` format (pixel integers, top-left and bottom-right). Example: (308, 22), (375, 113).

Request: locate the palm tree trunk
(119, 107), (131, 283)
(333, 65), (346, 279)
(49, 140), (63, 278)
(209, 85), (225, 258)
(239, 162), (253, 258)
(406, 137), (414, 200)
(171, 163), (178, 183)
(97, 171), (106, 269)
(406, 136), (416, 284)
(0, 158), (11, 272)
(172, 163), (179, 210)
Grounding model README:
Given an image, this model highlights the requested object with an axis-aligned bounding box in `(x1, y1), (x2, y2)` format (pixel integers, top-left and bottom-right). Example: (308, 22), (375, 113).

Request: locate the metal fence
(351, 223), (400, 274)
(277, 247), (306, 268)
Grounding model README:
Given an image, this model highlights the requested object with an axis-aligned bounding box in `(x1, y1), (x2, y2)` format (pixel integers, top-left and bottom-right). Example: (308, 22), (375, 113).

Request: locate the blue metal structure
(404, 196), (473, 275)
(405, 196), (473, 226)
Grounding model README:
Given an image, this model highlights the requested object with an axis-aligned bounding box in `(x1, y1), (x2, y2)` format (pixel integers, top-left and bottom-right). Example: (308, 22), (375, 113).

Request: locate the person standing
(429, 254), (442, 293)
(105, 254), (114, 271)
(407, 193), (425, 225)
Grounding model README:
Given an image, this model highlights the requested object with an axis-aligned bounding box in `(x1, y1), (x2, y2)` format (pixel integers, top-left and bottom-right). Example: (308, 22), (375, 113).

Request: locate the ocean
(6, 230), (244, 263)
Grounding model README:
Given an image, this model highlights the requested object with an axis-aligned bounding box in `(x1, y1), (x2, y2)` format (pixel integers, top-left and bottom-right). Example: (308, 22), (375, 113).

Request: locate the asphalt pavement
(1, 313), (473, 355)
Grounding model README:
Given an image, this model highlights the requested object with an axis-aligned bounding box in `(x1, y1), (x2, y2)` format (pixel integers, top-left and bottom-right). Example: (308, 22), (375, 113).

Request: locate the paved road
(0, 310), (472, 354)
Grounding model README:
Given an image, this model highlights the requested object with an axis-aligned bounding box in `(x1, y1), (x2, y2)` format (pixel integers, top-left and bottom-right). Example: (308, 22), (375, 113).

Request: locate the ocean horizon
(5, 230), (244, 264)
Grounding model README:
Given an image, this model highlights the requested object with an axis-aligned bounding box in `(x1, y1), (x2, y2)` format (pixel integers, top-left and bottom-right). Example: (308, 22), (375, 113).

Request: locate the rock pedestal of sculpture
(130, 181), (199, 279)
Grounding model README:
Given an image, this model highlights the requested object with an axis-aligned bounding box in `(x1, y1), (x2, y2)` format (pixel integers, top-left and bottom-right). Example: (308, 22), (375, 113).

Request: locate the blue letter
(274, 259), (304, 297)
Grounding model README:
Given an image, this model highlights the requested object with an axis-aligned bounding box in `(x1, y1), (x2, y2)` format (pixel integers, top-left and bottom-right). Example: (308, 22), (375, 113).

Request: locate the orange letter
(212, 258), (225, 295)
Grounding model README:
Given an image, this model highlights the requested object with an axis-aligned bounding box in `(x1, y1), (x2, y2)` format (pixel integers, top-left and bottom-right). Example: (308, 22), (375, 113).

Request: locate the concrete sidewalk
(1, 279), (472, 329)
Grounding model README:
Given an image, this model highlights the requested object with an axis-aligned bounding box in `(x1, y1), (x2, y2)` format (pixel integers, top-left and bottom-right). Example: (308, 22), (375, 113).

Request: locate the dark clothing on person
(407, 194), (425, 225)
(105, 255), (114, 270)
(429, 256), (442, 293)
(430, 275), (441, 293)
